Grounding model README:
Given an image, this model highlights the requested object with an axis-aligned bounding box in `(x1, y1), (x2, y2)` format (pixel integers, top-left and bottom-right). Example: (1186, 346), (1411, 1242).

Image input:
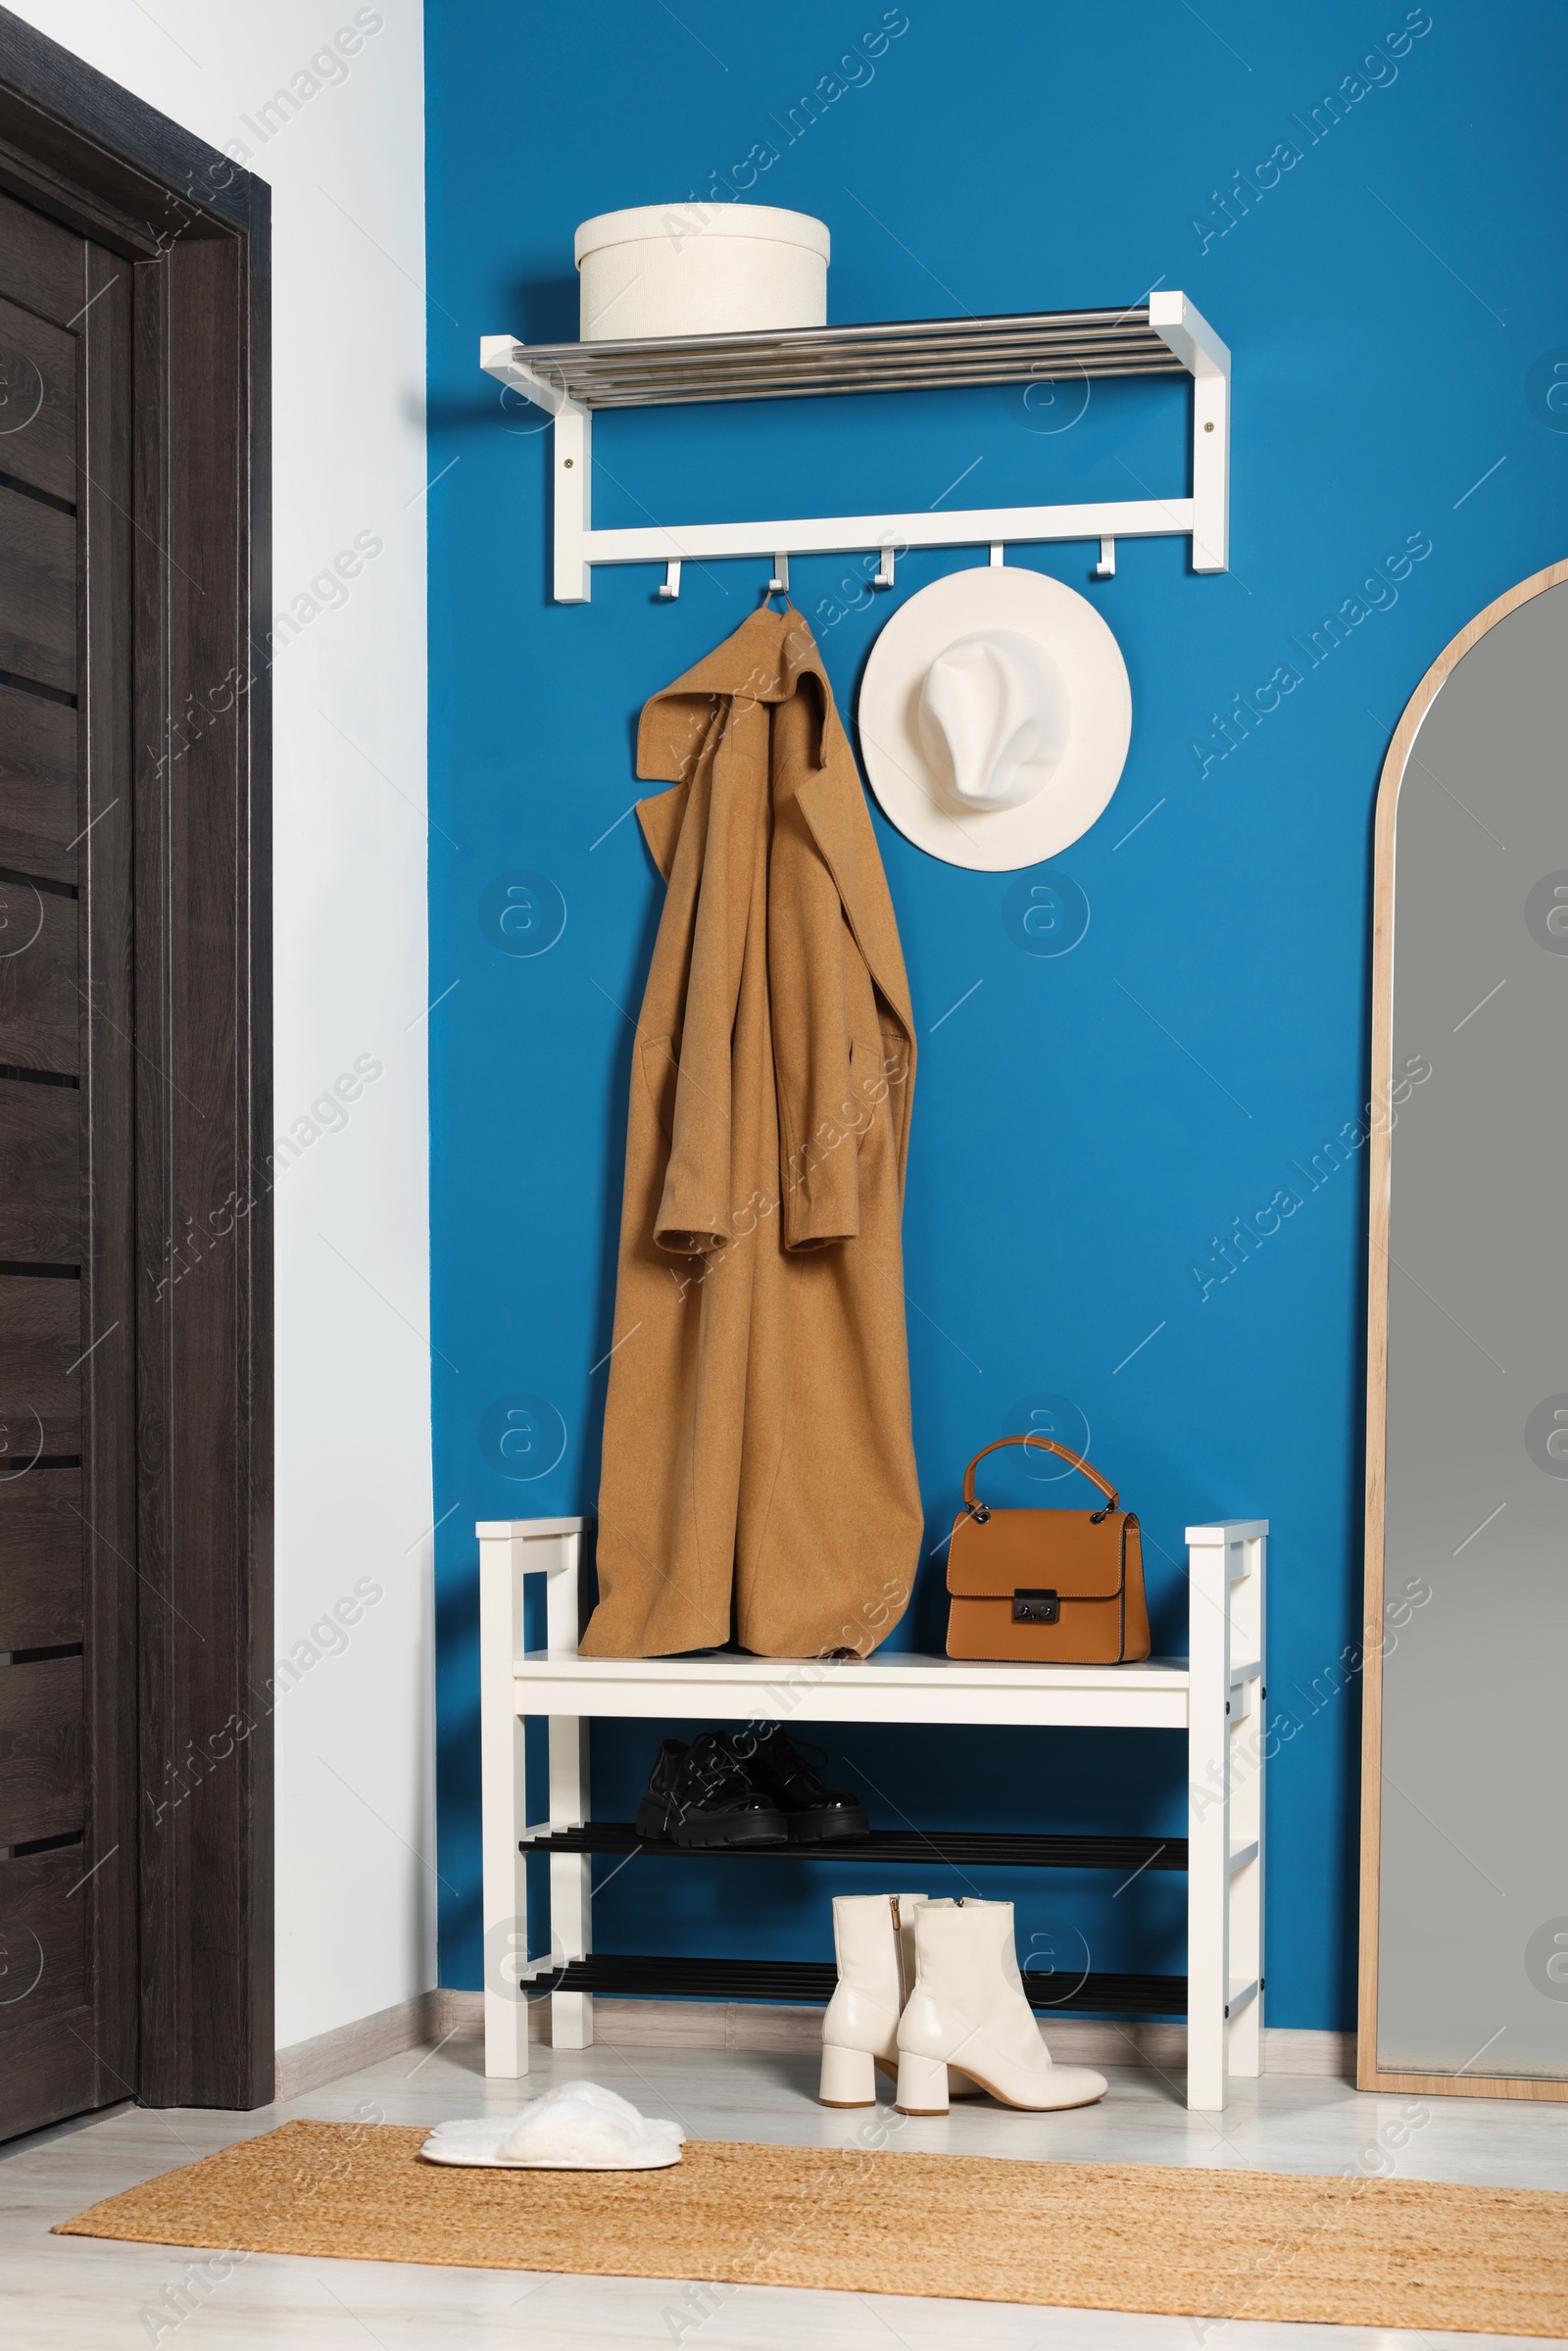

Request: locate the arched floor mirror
(1361, 558), (1568, 2100)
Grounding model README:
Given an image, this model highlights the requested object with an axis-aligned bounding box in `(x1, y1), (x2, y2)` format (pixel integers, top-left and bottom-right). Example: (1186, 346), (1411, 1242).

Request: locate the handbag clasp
(1012, 1589), (1060, 1625)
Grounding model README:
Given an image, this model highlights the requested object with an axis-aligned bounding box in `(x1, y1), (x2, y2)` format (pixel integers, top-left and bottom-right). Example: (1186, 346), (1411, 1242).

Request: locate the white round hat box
(573, 203), (830, 342)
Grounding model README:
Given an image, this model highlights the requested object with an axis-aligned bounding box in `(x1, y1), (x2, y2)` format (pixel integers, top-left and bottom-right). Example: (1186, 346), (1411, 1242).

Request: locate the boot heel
(895, 2051), (949, 2115)
(818, 2044), (876, 2107)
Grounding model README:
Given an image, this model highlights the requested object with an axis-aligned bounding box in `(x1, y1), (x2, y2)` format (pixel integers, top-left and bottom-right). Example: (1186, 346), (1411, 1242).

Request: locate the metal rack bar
(521, 1823), (1189, 1871)
(532, 1953), (1189, 2018)
(479, 290), (1230, 602)
(480, 305), (1184, 411)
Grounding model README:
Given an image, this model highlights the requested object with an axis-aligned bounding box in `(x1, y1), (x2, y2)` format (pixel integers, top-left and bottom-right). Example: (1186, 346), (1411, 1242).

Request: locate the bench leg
(549, 1714), (593, 2050)
(1186, 1522), (1268, 2109)
(481, 1697), (530, 2077)
(480, 1532), (530, 2077)
(1187, 1525), (1233, 2111)
(1226, 1535), (1266, 2081)
(1188, 1724), (1228, 2112)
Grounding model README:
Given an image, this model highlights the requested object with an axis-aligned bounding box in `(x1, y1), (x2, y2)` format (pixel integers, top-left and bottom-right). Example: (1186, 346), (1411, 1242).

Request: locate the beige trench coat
(581, 605), (922, 1659)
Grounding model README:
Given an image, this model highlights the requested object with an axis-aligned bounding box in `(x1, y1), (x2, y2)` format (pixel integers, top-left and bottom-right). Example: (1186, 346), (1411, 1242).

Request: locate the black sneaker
(729, 1725), (869, 1843)
(633, 1734), (790, 1849)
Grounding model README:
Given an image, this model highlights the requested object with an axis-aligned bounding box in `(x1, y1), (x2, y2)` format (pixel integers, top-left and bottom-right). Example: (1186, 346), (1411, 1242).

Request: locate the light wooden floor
(5, 2030), (1567, 2348)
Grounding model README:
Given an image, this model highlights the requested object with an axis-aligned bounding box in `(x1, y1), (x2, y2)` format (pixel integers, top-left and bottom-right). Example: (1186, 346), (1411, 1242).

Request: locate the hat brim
(856, 568), (1132, 871)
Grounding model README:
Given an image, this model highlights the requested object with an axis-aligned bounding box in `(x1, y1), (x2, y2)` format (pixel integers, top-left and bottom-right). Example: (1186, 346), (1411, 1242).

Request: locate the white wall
(10, 0), (434, 2050)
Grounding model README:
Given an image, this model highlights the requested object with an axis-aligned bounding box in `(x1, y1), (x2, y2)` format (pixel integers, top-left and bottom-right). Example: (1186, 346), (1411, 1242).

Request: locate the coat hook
(658, 560), (682, 600)
(1096, 538), (1116, 577)
(989, 543), (1004, 567)
(766, 553), (790, 594)
(874, 545), (895, 589)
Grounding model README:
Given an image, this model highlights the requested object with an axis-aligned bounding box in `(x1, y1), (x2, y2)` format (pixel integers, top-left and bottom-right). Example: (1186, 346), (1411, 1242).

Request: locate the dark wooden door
(0, 183), (136, 2138)
(0, 7), (273, 2120)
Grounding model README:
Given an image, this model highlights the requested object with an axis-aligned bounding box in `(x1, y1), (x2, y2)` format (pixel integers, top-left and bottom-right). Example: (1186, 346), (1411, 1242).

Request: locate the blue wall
(424, 0), (1567, 2029)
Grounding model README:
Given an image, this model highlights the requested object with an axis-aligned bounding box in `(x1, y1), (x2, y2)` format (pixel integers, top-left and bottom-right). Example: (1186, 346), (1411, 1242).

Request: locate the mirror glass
(1379, 578), (1568, 2079)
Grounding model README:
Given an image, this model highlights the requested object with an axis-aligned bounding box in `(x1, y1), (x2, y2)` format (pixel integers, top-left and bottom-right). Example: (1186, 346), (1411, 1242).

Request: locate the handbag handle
(961, 1434), (1120, 1521)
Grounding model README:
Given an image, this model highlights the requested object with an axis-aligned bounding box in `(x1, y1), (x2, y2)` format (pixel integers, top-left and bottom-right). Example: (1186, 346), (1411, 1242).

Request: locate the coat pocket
(848, 1033), (896, 1138)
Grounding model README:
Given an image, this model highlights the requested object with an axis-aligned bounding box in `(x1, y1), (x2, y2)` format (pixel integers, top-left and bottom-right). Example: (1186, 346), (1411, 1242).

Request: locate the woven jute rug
(54, 2119), (1568, 2334)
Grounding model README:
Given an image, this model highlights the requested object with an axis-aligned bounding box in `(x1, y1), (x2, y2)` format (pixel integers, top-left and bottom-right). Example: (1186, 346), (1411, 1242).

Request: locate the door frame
(0, 6), (272, 2109)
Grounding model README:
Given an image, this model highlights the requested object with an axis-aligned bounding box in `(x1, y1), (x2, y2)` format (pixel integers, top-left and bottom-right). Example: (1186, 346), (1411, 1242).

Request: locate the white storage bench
(479, 1517), (1266, 2111)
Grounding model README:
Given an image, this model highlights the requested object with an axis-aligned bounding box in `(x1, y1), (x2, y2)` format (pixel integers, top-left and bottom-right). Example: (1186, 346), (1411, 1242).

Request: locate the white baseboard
(273, 1990), (439, 2101)
(431, 1990), (1354, 2080)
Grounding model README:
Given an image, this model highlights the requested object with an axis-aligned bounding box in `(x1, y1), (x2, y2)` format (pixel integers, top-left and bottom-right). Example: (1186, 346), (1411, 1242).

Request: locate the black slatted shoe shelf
(519, 1824), (1191, 2017)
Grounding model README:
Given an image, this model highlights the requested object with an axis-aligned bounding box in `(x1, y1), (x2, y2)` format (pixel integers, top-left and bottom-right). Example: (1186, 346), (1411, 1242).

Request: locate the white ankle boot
(819, 1892), (924, 2106)
(895, 1898), (1108, 2114)
(818, 1893), (985, 2106)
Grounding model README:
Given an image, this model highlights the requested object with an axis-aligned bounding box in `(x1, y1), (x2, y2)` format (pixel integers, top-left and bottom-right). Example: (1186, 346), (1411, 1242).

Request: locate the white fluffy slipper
(420, 2080), (685, 2172)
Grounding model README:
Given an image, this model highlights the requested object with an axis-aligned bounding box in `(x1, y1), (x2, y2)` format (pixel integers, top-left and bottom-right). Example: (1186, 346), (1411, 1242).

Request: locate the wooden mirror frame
(1358, 556), (1568, 2102)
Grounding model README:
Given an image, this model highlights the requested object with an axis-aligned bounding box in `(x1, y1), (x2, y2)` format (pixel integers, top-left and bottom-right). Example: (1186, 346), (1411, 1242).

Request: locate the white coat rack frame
(479, 293), (1230, 604)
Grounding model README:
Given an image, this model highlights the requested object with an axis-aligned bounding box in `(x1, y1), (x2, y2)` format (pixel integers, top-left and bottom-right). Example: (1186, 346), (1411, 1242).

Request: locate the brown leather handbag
(946, 1435), (1151, 1665)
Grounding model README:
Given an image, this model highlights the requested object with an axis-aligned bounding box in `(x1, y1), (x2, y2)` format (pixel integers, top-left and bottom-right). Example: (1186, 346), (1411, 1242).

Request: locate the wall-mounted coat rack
(479, 293), (1229, 605)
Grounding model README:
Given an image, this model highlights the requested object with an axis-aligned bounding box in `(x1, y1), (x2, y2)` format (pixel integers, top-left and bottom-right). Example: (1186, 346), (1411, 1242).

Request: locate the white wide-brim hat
(857, 567), (1132, 871)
